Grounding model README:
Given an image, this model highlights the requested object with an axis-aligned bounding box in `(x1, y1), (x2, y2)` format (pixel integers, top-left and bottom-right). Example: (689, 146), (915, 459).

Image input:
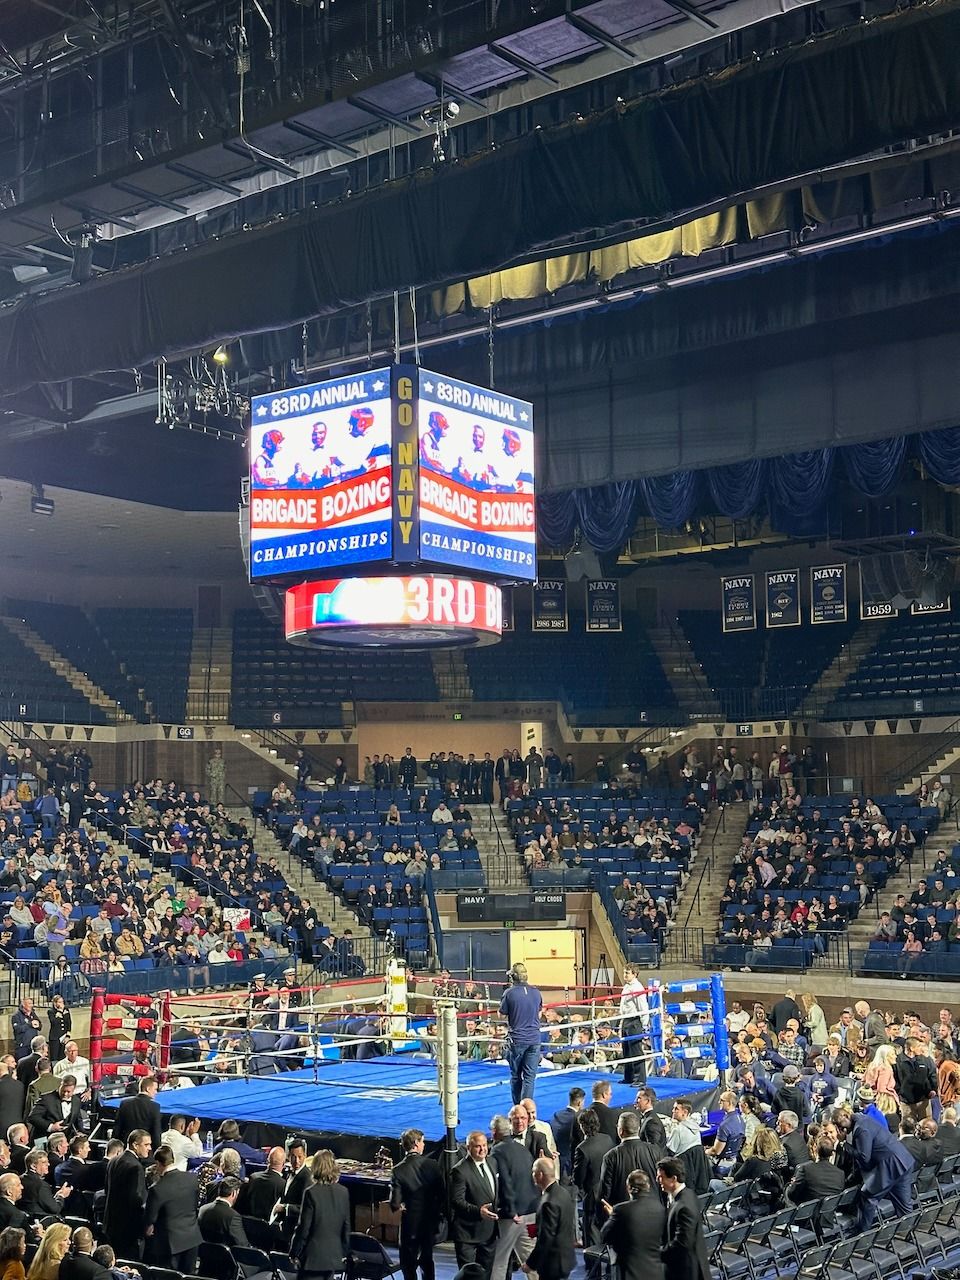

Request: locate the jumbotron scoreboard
(248, 366), (535, 647)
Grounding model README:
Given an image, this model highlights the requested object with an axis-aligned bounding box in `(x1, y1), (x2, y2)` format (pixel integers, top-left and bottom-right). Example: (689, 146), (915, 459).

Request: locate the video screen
(248, 369), (392, 579)
(417, 371), (536, 581)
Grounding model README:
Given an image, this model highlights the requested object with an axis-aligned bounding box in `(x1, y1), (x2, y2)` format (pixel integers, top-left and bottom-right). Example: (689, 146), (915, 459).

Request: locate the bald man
(238, 1146), (286, 1222)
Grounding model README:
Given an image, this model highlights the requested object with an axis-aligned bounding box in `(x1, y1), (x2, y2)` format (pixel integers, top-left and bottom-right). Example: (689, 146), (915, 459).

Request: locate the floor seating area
(95, 607), (193, 722)
(465, 614), (678, 723)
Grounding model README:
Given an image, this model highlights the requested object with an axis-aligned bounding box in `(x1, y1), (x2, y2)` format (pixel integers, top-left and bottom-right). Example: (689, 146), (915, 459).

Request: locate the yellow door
(509, 929), (579, 989)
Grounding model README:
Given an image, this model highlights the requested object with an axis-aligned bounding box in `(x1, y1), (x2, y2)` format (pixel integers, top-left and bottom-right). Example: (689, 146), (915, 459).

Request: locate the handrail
(881, 717), (960, 791)
(665, 614), (718, 707)
(424, 869), (445, 969)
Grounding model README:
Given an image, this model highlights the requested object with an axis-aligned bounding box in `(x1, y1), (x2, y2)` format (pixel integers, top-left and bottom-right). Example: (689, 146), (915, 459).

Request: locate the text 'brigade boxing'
(249, 369), (392, 578)
(417, 369), (536, 581)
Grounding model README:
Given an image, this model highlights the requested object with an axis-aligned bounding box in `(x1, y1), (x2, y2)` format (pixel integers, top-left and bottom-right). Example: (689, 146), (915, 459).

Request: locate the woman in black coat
(290, 1150), (350, 1280)
(47, 996), (72, 1064)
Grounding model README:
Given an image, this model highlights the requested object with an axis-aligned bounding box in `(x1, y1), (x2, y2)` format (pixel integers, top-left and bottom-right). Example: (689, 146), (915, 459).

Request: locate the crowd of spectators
(0, 745), (307, 999)
(715, 784), (939, 974)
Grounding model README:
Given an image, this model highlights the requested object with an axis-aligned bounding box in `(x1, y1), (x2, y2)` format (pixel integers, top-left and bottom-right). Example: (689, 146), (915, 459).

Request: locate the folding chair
(825, 1234), (877, 1280)
(797, 1242), (833, 1280)
(915, 1164), (942, 1206)
(785, 1198), (820, 1265)
(712, 1220), (752, 1280)
(269, 1251), (297, 1280)
(345, 1234), (401, 1280)
(865, 1218), (910, 1280)
(233, 1246), (274, 1280)
(199, 1241), (240, 1280)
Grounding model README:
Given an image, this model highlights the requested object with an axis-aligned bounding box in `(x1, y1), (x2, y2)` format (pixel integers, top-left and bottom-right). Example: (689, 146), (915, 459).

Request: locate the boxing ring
(91, 966), (727, 1159)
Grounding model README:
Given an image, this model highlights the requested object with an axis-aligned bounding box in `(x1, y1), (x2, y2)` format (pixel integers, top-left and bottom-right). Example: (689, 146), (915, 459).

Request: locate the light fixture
(30, 484), (54, 517)
(212, 344), (230, 366)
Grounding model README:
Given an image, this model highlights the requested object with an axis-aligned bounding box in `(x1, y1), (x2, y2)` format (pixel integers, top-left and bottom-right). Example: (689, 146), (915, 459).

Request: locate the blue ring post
(711, 971), (730, 1072)
(648, 979), (664, 1069)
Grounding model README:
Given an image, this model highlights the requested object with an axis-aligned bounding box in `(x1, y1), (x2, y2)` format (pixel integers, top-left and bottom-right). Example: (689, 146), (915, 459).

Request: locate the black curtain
(2, 3), (960, 392)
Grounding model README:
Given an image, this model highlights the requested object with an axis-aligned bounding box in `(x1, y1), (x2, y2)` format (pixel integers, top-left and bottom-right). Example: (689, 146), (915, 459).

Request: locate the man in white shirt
(619, 965), (649, 1086)
(725, 1002), (751, 1036)
(431, 801), (454, 824)
(160, 1115), (204, 1171)
(53, 1043), (90, 1091)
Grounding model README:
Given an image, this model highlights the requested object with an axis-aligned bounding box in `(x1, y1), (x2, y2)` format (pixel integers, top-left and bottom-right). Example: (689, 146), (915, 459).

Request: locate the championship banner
(721, 574), (756, 633)
(765, 569), (800, 629)
(911, 596), (951, 615)
(586, 579), (622, 632)
(502, 587), (515, 631)
(532, 579), (568, 631)
(811, 564), (848, 624)
(859, 563), (898, 621)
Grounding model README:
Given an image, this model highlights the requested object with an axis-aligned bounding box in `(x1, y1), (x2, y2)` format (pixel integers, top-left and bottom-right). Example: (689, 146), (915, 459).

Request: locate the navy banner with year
(911, 596), (951, 615)
(721, 574), (756, 633)
(532, 579), (568, 631)
(765, 569), (801, 628)
(810, 564), (848, 624)
(586, 580), (622, 632)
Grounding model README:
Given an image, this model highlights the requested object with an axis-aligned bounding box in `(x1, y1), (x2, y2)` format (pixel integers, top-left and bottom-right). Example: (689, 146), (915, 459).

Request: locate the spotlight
(212, 344), (230, 366)
(70, 223), (98, 283)
(30, 484), (54, 517)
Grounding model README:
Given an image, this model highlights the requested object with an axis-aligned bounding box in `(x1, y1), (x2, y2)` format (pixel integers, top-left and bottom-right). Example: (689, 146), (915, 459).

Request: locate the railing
(881, 718), (960, 791)
(182, 690), (232, 723)
(852, 947), (960, 982)
(662, 925), (706, 967)
(424, 872), (445, 970)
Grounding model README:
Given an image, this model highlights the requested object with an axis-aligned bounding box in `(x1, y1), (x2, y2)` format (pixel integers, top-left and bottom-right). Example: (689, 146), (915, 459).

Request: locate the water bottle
(204, 1129), (213, 1155)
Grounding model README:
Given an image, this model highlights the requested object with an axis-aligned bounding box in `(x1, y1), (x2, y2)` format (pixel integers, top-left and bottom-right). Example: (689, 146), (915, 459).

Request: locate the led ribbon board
(284, 575), (503, 647)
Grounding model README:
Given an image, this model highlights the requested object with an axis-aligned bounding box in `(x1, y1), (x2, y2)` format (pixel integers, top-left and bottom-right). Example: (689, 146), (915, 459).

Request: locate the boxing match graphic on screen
(417, 372), (536, 581)
(248, 370), (393, 577)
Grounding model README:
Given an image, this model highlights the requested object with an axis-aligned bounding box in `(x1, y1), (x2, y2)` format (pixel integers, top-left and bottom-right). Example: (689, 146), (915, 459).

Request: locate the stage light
(212, 344), (230, 366)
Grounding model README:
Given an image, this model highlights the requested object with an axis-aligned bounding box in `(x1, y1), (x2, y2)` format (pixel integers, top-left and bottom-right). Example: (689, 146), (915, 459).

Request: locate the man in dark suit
(0, 1173), (34, 1234)
(598, 1112), (661, 1212)
(144, 1146), (204, 1273)
(103, 1128), (151, 1261)
(29, 1076), (83, 1138)
(60, 1227), (113, 1280)
(525, 1158), (576, 1280)
(573, 1109), (614, 1247)
(656, 1156), (711, 1280)
(20, 1148), (70, 1219)
(902, 1117), (943, 1168)
(11, 1001), (42, 1062)
(390, 1127), (445, 1280)
(600, 1169), (666, 1280)
(198, 1177), (250, 1248)
(272, 1138), (312, 1241)
(573, 1082), (619, 1147)
(937, 1107), (960, 1156)
(786, 1140), (845, 1230)
(489, 1115), (538, 1280)
(0, 1063), (25, 1143)
(5, 1127), (31, 1177)
(113, 1078), (162, 1152)
(238, 1146), (286, 1222)
(550, 1089), (585, 1181)
(776, 1112), (810, 1173)
(634, 1089), (668, 1151)
(450, 1130), (499, 1279)
(16, 1036), (48, 1087)
(509, 1105), (549, 1161)
(56, 1133), (107, 1220)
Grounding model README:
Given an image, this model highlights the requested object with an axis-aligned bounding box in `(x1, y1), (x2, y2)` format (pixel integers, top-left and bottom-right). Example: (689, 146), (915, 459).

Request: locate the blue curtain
(536, 423), (957, 555)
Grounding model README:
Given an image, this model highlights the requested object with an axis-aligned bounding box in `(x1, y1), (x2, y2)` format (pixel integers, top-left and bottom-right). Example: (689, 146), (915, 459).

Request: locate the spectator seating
(268, 784), (480, 968)
(10, 599), (146, 720)
(0, 623), (109, 723)
(95, 608), (193, 722)
(679, 609), (858, 719)
(464, 613), (678, 723)
(830, 602), (960, 716)
(232, 610), (438, 722)
(711, 792), (939, 973)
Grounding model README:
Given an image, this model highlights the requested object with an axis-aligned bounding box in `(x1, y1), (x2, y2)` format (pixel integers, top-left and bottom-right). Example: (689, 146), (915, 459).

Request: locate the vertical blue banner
(721, 574), (756, 633)
(765, 569), (800, 628)
(810, 564), (848, 624)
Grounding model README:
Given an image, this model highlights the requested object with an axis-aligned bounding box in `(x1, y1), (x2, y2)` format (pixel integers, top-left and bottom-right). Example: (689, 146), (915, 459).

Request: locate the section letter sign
(810, 564), (848, 624)
(532, 579), (568, 631)
(417, 371), (535, 581)
(249, 369), (393, 578)
(721, 574), (756, 633)
(765, 569), (800, 628)
(586, 580), (622, 632)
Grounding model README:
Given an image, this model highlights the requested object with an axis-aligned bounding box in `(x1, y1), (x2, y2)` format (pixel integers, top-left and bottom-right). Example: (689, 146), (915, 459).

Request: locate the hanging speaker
(860, 552), (954, 608)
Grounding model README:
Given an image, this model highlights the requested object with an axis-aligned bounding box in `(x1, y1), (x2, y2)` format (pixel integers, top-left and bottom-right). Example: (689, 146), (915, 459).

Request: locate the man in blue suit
(833, 1104), (915, 1230)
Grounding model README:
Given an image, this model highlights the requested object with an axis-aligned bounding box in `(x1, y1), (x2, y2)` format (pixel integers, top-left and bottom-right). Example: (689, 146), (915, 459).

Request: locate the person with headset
(499, 964), (543, 1105)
